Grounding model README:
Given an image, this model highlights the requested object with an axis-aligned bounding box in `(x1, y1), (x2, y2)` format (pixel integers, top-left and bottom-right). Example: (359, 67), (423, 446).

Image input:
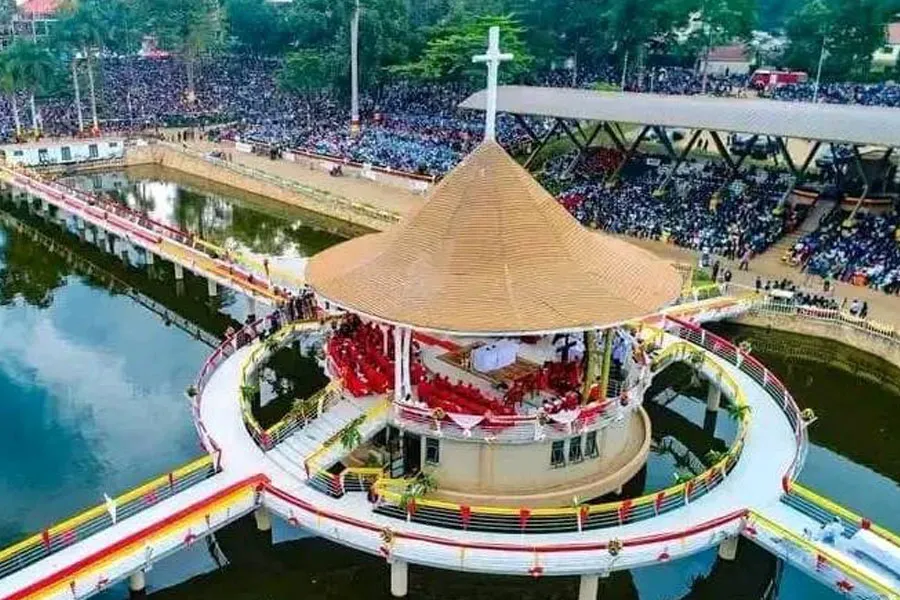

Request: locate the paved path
(3, 318), (898, 599)
(0, 166), (290, 305)
(198, 330), (799, 576)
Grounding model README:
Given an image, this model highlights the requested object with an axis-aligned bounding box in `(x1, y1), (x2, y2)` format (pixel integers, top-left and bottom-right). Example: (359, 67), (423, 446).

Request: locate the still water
(0, 170), (896, 600)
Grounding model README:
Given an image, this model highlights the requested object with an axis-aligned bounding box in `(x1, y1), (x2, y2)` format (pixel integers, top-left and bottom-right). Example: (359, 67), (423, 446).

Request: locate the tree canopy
(783, 0), (896, 80)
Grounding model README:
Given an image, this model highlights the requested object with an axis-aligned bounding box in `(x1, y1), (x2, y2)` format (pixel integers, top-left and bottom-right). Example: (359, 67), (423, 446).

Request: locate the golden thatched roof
(306, 141), (682, 335)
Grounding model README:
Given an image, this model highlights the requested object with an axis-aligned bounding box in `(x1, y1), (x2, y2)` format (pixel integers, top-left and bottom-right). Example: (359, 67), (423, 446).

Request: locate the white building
(0, 139), (125, 168)
(872, 23), (900, 73)
(700, 44), (752, 76)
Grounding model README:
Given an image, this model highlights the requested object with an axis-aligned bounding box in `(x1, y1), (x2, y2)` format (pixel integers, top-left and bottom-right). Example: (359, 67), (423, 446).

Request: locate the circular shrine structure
(306, 141), (683, 507)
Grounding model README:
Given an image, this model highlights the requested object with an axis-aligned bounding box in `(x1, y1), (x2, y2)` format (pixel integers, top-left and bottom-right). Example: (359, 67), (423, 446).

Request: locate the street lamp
(350, 0), (360, 134)
(813, 34), (829, 104)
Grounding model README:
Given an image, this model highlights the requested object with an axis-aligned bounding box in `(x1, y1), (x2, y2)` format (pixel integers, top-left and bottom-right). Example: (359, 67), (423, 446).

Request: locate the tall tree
(55, 0), (133, 132)
(391, 14), (534, 83)
(142, 0), (225, 102)
(224, 0), (291, 55)
(3, 40), (57, 135)
(0, 49), (23, 138)
(688, 0), (757, 91)
(784, 0), (891, 81)
(277, 50), (336, 126)
(282, 0), (412, 91)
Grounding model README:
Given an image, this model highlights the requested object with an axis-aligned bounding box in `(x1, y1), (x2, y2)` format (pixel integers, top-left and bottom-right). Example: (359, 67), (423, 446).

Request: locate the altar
(471, 340), (519, 373)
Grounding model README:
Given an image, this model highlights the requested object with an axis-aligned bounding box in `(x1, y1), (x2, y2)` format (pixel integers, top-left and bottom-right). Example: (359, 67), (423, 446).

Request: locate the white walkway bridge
(0, 304), (897, 600)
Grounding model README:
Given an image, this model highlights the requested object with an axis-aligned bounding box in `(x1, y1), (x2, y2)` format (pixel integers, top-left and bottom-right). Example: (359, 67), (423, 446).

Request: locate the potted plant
(725, 401), (751, 422)
(339, 422), (363, 450)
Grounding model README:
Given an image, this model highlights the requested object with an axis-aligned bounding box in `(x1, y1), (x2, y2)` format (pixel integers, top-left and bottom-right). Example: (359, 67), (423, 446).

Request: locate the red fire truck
(750, 69), (809, 88)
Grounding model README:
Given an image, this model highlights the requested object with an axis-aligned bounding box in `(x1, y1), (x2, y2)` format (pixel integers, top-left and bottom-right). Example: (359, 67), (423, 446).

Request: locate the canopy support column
(565, 122), (602, 176)
(777, 140), (821, 208)
(709, 131), (743, 175)
(711, 133), (757, 198)
(599, 329), (615, 400)
(401, 327), (412, 400)
(606, 125), (651, 185)
(848, 145), (871, 219)
(602, 122), (627, 154)
(522, 118), (562, 170)
(653, 126), (677, 160)
(655, 129), (702, 196)
(393, 327), (403, 402)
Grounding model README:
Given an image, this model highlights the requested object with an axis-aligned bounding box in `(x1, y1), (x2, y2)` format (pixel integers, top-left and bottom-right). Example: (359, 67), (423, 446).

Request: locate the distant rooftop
(460, 86), (900, 148)
(17, 0), (60, 16)
(707, 44), (749, 63)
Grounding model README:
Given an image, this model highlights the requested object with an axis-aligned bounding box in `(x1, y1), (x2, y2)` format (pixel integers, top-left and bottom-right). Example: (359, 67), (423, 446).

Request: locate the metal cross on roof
(472, 26), (514, 142)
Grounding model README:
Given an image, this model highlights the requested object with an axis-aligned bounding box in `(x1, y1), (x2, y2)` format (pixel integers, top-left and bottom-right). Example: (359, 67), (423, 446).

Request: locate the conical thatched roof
(306, 141), (682, 335)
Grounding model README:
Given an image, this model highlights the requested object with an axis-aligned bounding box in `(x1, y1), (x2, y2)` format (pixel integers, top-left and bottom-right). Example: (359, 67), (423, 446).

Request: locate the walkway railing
(751, 298), (899, 344)
(304, 398), (392, 498)
(662, 316), (809, 485)
(391, 375), (650, 444)
(367, 335), (750, 534)
(782, 483), (900, 548)
(169, 144), (399, 228)
(237, 320), (337, 450)
(4, 474), (268, 600)
(746, 510), (899, 600)
(0, 456), (216, 580)
(1, 165), (290, 301)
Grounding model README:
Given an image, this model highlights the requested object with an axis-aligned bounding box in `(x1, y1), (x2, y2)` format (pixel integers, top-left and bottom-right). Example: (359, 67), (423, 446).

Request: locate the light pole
(350, 0), (360, 135)
(813, 35), (827, 104)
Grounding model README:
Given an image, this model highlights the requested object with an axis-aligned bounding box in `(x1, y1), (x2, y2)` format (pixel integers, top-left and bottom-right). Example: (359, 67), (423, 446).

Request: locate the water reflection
(61, 167), (354, 261)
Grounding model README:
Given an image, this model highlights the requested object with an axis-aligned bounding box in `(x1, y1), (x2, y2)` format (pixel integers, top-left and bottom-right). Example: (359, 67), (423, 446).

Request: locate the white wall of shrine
(426, 409), (652, 508)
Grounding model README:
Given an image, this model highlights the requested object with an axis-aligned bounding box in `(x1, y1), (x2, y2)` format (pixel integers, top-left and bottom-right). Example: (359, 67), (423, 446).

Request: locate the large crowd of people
(543, 147), (805, 258)
(3, 54), (899, 297)
(787, 210), (900, 294)
(4, 56), (900, 173)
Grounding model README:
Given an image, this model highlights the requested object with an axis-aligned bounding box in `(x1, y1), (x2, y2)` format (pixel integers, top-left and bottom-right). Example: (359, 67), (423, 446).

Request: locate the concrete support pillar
(128, 570), (146, 597)
(707, 383), (722, 412)
(718, 535), (739, 561)
(390, 560), (408, 598)
(173, 262), (184, 280)
(144, 250), (155, 266)
(246, 295), (257, 317)
(207, 278), (218, 297)
(401, 327), (412, 399)
(578, 574), (599, 600)
(253, 506), (272, 532)
(393, 327), (403, 402)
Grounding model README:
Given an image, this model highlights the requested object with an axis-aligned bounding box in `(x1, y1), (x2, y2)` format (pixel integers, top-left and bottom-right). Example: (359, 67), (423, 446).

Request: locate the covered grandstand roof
(459, 86), (900, 148)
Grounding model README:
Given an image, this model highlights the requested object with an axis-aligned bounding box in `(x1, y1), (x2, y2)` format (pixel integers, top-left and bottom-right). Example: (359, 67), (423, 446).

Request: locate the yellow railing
(193, 238), (304, 287)
(12, 475), (266, 600)
(238, 320), (338, 448)
(0, 455), (214, 566)
(304, 397), (391, 479)
(372, 341), (749, 521)
(790, 483), (900, 548)
(748, 510), (899, 599)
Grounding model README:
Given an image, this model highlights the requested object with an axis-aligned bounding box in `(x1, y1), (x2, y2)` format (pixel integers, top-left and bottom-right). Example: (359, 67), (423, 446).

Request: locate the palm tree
(56, 0), (121, 133)
(0, 51), (24, 139)
(4, 40), (56, 136)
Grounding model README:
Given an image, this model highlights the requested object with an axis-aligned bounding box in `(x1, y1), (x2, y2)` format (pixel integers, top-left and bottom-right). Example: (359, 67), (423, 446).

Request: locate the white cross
(472, 26), (514, 142)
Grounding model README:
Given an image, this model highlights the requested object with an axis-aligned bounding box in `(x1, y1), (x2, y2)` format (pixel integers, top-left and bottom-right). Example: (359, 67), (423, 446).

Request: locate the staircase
(267, 395), (388, 484)
(800, 199), (837, 234)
